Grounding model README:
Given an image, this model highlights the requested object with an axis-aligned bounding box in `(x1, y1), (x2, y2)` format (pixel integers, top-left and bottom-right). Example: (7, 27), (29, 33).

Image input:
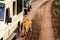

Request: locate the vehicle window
(5, 8), (10, 23)
(24, 0), (28, 7)
(13, 1), (16, 16)
(17, 0), (22, 14)
(0, 3), (5, 21)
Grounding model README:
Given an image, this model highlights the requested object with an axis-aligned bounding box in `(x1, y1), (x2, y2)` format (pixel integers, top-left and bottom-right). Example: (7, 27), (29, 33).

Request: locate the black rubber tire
(30, 5), (32, 9)
(24, 9), (28, 15)
(28, 7), (30, 11)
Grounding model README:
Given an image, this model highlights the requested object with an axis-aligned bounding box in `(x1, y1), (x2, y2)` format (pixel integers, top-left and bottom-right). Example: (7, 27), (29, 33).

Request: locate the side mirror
(7, 17), (12, 23)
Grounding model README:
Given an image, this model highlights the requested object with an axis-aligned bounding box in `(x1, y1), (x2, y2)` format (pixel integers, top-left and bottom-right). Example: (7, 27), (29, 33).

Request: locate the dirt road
(16, 0), (41, 40)
(18, 0), (54, 40)
(25, 0), (55, 40)
(25, 0), (50, 40)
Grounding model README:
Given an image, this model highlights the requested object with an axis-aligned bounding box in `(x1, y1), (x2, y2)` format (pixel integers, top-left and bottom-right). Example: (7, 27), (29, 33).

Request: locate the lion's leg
(25, 26), (29, 35)
(29, 24), (32, 31)
(21, 25), (25, 35)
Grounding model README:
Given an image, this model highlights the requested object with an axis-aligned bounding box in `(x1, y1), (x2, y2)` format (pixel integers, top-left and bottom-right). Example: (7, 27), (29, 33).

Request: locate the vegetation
(54, 1), (60, 6)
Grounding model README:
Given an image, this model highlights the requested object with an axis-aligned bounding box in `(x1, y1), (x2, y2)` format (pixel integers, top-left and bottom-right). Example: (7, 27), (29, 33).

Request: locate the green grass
(54, 1), (60, 6)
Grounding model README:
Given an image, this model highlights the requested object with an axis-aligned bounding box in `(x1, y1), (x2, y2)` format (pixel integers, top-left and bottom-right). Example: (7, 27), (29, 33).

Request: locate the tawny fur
(21, 19), (32, 35)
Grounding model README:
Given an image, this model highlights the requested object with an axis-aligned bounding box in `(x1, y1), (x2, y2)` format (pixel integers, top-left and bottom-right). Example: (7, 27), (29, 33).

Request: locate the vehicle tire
(24, 9), (27, 15)
(30, 5), (32, 9)
(15, 22), (20, 37)
(28, 7), (30, 11)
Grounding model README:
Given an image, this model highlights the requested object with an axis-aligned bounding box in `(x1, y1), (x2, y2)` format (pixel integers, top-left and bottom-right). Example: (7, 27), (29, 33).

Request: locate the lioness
(21, 19), (32, 35)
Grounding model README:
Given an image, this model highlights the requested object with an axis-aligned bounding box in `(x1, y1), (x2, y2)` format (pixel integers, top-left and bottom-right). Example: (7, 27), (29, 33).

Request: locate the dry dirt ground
(17, 0), (58, 40)
(26, 0), (42, 40)
(16, 0), (60, 40)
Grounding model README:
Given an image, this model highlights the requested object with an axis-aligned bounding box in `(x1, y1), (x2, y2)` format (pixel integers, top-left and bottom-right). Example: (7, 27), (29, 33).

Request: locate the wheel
(28, 7), (30, 11)
(24, 9), (28, 15)
(17, 22), (20, 35)
(30, 5), (32, 9)
(14, 22), (20, 37)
